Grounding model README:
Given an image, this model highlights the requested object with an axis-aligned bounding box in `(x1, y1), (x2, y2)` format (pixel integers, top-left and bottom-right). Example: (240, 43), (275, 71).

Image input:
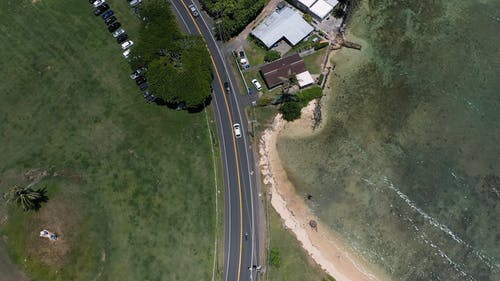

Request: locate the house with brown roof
(259, 53), (314, 89)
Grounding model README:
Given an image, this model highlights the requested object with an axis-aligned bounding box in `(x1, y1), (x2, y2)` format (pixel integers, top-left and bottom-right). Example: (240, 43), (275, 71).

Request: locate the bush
(317, 74), (325, 85)
(333, 7), (345, 18)
(314, 41), (329, 50)
(264, 50), (281, 62)
(280, 101), (302, 121)
(270, 248), (281, 268)
(303, 13), (313, 23)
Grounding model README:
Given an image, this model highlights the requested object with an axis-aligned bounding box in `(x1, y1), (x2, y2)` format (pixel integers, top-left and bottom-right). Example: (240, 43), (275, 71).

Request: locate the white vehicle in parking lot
(128, 0), (142, 7)
(92, 0), (105, 8)
(122, 49), (131, 59)
(112, 28), (125, 38)
(233, 123), (242, 138)
(121, 40), (134, 50)
(251, 79), (262, 91)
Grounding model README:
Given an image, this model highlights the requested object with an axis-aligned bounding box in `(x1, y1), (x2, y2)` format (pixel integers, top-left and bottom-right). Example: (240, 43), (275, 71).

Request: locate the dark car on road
(101, 9), (114, 20)
(107, 22), (121, 32)
(93, 3), (109, 16)
(116, 33), (128, 44)
(104, 16), (116, 25)
(224, 82), (231, 94)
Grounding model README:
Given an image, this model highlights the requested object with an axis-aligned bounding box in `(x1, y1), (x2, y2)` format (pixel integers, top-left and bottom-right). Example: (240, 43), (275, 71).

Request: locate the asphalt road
(170, 1), (261, 281)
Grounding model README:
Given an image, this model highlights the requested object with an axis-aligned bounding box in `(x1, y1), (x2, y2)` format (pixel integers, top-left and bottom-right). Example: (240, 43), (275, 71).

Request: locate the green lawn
(244, 37), (268, 67)
(0, 1), (216, 280)
(267, 209), (334, 281)
(303, 48), (328, 75)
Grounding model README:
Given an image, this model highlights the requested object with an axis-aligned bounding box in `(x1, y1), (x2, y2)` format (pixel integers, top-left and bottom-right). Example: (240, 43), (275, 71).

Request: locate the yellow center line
(177, 1), (244, 280)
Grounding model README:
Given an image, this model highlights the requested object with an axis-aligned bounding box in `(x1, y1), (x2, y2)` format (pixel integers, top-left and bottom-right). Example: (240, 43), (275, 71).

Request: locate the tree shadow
(151, 95), (212, 113)
(31, 187), (49, 212)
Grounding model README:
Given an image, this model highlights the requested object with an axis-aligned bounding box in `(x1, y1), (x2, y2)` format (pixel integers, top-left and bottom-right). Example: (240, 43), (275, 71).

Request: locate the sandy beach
(258, 100), (389, 281)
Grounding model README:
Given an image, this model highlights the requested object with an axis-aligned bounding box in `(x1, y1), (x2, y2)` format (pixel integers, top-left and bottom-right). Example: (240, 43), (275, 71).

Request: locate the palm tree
(5, 185), (47, 211)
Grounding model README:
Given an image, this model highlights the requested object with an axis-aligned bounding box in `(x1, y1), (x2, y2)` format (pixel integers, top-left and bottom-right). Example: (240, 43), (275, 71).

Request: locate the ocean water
(276, 0), (500, 280)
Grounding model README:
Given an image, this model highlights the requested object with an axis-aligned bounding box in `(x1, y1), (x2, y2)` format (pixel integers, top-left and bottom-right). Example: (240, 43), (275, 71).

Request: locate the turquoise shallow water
(277, 0), (500, 280)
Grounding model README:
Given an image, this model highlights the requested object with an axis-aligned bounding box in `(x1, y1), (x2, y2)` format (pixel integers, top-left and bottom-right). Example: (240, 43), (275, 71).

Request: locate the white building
(251, 6), (314, 49)
(293, 0), (338, 20)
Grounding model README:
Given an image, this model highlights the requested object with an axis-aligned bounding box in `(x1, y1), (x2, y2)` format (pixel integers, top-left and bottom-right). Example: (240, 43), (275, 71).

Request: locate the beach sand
(258, 100), (389, 281)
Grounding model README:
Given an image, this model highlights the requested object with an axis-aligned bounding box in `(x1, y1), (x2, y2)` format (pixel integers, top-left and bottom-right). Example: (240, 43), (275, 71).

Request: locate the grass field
(303, 48), (328, 74)
(0, 1), (217, 280)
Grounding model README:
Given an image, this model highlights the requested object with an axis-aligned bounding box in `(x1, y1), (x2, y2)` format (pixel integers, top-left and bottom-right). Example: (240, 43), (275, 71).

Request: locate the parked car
(138, 82), (148, 91)
(116, 33), (128, 44)
(239, 50), (245, 58)
(107, 22), (121, 32)
(143, 91), (155, 102)
(104, 16), (117, 25)
(121, 40), (134, 50)
(233, 123), (242, 138)
(122, 49), (131, 59)
(251, 79), (262, 91)
(135, 76), (146, 85)
(224, 82), (230, 94)
(130, 67), (146, 79)
(93, 3), (109, 16)
(101, 9), (114, 20)
(92, 0), (105, 8)
(112, 28), (125, 38)
(188, 3), (199, 17)
(128, 0), (142, 7)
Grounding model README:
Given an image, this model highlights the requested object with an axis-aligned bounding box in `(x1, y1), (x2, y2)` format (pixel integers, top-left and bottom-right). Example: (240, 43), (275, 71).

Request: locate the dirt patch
(24, 192), (83, 269)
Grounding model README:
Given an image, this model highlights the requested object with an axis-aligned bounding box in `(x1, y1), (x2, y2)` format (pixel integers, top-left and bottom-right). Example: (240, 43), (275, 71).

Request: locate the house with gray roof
(251, 6), (314, 49)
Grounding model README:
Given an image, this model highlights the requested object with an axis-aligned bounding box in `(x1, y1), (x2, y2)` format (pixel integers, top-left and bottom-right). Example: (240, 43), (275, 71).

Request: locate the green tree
(147, 37), (212, 110)
(4, 185), (47, 211)
(264, 50), (281, 62)
(280, 101), (302, 121)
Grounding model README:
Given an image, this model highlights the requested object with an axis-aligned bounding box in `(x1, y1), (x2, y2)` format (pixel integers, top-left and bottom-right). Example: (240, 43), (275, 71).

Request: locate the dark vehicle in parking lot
(116, 33), (128, 44)
(101, 9), (114, 20)
(138, 82), (148, 91)
(135, 76), (146, 85)
(93, 3), (109, 16)
(107, 22), (121, 32)
(224, 82), (230, 93)
(104, 16), (116, 25)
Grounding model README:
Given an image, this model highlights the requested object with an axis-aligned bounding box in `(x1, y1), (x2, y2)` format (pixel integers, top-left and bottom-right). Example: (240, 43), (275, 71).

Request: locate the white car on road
(251, 79), (262, 91)
(233, 123), (242, 138)
(121, 40), (134, 50)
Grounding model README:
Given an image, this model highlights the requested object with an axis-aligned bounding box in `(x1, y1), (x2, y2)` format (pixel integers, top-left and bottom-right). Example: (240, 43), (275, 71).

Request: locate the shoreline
(258, 100), (389, 281)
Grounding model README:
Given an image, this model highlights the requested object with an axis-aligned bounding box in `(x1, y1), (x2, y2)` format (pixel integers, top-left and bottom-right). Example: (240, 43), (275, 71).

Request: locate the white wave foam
(382, 176), (500, 272)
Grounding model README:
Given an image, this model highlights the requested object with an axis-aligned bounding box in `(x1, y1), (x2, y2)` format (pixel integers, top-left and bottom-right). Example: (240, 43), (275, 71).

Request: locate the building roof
(251, 7), (314, 48)
(325, 0), (339, 7)
(296, 71), (315, 88)
(260, 54), (308, 89)
(309, 0), (333, 19)
(298, 0), (316, 7)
